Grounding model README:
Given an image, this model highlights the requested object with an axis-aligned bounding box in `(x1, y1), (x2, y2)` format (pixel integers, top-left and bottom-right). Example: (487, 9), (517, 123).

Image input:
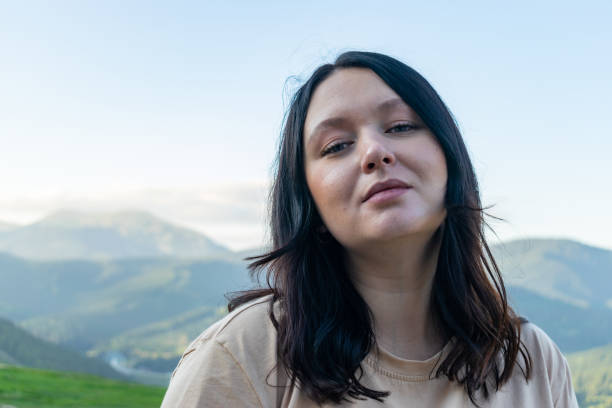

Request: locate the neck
(346, 228), (445, 360)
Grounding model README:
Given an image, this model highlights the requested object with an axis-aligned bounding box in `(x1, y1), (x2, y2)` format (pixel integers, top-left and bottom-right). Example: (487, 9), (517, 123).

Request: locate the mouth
(363, 179), (411, 203)
(366, 187), (409, 203)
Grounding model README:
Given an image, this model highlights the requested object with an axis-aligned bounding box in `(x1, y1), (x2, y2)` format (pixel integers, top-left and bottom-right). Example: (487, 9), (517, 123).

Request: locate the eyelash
(321, 123), (416, 156)
(388, 123), (416, 133)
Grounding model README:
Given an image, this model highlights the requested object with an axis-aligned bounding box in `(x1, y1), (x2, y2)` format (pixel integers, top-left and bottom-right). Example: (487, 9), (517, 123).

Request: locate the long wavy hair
(228, 51), (532, 405)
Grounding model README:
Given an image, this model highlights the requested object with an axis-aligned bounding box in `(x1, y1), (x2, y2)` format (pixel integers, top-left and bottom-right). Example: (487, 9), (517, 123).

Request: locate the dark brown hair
(228, 50), (532, 405)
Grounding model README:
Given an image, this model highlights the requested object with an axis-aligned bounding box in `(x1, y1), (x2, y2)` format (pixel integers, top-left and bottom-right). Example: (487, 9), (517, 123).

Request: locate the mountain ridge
(492, 238), (612, 308)
(0, 209), (233, 261)
(0, 316), (124, 380)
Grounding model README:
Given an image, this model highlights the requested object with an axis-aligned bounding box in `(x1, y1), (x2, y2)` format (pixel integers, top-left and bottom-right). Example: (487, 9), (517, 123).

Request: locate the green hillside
(0, 317), (123, 380)
(568, 343), (612, 408)
(0, 252), (253, 351)
(0, 364), (164, 408)
(493, 238), (612, 308)
(508, 286), (612, 352)
(89, 304), (227, 370)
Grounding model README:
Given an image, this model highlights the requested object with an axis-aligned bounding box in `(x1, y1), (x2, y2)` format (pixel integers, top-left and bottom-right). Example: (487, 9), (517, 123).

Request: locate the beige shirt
(161, 295), (579, 407)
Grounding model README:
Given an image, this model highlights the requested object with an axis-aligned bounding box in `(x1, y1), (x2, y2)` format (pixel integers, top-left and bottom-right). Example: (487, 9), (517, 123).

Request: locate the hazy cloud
(0, 181), (270, 251)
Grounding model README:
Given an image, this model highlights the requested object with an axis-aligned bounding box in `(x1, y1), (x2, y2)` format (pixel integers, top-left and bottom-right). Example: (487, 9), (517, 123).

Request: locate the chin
(364, 216), (443, 242)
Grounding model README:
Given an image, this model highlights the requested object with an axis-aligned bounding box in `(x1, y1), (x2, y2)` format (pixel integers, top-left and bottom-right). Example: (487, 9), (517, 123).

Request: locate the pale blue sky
(1, 1), (611, 250)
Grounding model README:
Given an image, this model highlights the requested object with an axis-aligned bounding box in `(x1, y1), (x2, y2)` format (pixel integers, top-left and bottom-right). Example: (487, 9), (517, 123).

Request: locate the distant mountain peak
(36, 209), (164, 228)
(0, 208), (233, 261)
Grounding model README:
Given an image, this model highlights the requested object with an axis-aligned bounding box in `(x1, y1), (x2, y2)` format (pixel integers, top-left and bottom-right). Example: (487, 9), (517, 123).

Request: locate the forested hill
(0, 251), (254, 351)
(0, 316), (124, 380)
(493, 238), (612, 308)
(568, 343), (612, 407)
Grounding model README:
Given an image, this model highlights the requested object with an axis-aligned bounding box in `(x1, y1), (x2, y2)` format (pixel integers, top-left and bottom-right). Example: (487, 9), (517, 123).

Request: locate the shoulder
(519, 321), (567, 375)
(177, 294), (277, 373)
(514, 321), (579, 407)
(190, 294), (275, 348)
(519, 322), (558, 353)
(162, 295), (279, 408)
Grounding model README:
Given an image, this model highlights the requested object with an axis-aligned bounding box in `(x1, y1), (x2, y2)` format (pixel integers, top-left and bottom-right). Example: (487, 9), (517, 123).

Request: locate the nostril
(367, 162), (375, 169)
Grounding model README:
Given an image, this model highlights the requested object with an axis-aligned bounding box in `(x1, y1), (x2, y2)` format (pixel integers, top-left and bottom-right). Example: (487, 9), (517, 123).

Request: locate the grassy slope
(90, 304), (227, 365)
(0, 364), (165, 408)
(567, 343), (612, 408)
(0, 317), (123, 380)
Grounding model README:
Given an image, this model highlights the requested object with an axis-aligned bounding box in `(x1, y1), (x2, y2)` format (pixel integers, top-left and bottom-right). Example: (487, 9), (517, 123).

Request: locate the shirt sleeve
(161, 338), (263, 408)
(552, 354), (579, 408)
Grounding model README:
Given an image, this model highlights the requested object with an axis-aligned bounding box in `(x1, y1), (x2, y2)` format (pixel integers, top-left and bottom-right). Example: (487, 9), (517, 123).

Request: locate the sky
(1, 1), (611, 251)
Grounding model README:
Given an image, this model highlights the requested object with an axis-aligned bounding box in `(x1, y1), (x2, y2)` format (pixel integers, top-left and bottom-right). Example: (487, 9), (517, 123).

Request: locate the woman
(161, 51), (578, 407)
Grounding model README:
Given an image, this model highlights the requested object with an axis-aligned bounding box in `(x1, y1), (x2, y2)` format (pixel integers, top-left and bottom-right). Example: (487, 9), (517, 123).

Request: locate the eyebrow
(306, 97), (409, 147)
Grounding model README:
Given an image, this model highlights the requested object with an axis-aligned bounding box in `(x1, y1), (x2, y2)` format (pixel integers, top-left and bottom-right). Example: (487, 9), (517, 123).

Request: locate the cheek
(306, 163), (354, 221)
(417, 138), (447, 186)
(430, 144), (448, 192)
(399, 137), (448, 201)
(430, 155), (448, 218)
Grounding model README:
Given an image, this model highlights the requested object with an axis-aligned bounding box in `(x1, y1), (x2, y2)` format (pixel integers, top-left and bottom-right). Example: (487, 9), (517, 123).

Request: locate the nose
(360, 133), (396, 173)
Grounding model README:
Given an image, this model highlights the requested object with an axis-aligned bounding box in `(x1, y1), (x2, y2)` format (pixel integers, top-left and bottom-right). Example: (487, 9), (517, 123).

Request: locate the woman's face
(303, 68), (448, 252)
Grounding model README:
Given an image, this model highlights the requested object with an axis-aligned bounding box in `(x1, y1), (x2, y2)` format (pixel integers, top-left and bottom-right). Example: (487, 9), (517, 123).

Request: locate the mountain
(493, 238), (612, 309)
(0, 316), (123, 380)
(567, 343), (612, 407)
(0, 209), (233, 260)
(494, 238), (612, 352)
(89, 304), (228, 372)
(0, 252), (254, 351)
(507, 286), (612, 352)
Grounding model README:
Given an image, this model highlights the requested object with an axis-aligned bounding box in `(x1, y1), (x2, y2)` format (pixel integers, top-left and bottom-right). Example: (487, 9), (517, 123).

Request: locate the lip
(362, 179), (411, 203)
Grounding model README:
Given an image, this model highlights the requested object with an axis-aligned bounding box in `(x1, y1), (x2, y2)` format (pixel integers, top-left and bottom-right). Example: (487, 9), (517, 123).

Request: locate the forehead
(304, 68), (410, 139)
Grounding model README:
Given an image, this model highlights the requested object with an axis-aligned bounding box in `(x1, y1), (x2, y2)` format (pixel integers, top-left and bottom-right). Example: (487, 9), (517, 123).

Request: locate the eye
(321, 141), (352, 156)
(387, 122), (417, 133)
